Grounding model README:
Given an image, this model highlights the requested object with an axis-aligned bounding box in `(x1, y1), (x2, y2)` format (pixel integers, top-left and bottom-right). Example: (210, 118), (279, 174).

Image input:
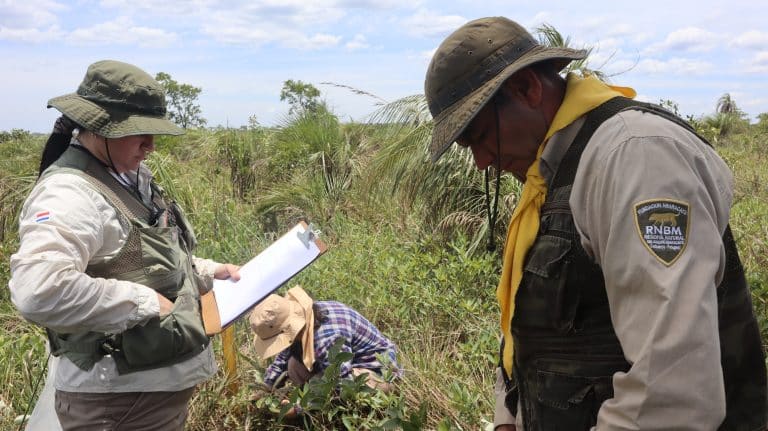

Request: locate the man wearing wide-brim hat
(425, 16), (766, 431)
(249, 286), (400, 407)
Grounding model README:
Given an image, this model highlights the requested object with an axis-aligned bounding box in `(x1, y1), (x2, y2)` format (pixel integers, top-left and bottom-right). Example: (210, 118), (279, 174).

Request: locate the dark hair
(39, 116), (82, 176)
(312, 303), (328, 326)
(493, 59), (564, 107)
(529, 59), (563, 78)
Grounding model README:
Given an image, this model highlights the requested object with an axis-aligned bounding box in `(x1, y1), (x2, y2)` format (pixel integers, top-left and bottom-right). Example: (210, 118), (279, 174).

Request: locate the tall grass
(1, 109), (767, 430)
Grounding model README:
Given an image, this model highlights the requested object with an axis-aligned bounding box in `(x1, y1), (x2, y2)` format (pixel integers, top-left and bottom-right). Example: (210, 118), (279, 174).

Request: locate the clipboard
(200, 221), (327, 335)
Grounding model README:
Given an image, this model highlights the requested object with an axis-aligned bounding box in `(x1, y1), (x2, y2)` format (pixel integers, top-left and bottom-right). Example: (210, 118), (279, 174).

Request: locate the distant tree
(658, 99), (681, 117)
(716, 93), (740, 115)
(699, 93), (749, 139)
(155, 72), (207, 129)
(280, 80), (322, 115)
(0, 128), (31, 144)
(757, 112), (768, 128)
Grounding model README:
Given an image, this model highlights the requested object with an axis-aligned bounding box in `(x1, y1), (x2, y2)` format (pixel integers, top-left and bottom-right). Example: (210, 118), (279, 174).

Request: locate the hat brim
(286, 286), (316, 368)
(48, 93), (184, 138)
(429, 46), (587, 161)
(253, 286), (314, 360)
(253, 329), (298, 360)
(252, 300), (307, 359)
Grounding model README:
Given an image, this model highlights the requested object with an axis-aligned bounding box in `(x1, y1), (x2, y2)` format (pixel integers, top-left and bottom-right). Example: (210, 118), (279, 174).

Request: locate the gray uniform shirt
(494, 110), (732, 430)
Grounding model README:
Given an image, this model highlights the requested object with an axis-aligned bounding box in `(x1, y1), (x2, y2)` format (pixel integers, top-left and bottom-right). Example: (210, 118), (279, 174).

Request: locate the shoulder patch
(633, 199), (690, 266)
(34, 210), (52, 223)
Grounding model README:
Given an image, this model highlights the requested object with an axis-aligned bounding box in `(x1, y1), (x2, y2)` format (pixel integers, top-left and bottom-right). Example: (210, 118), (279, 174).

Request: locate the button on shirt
(263, 301), (399, 387)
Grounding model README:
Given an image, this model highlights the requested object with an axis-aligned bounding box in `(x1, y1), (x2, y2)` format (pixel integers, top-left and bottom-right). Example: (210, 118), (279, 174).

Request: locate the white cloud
(600, 58), (640, 76)
(200, 21), (273, 45)
(0, 0), (66, 42)
(0, 0), (65, 28)
(631, 32), (655, 44)
(732, 30), (768, 50)
(0, 25), (63, 43)
(754, 51), (768, 65)
(646, 27), (720, 53)
(230, 1), (346, 26)
(201, 17), (341, 50)
(336, 0), (420, 8)
(573, 16), (634, 39)
(345, 34), (369, 51)
(98, 0), (220, 17)
(635, 57), (714, 75)
(68, 17), (177, 47)
(200, 3), (347, 49)
(402, 9), (466, 38)
(285, 33), (341, 50)
(746, 51), (768, 74)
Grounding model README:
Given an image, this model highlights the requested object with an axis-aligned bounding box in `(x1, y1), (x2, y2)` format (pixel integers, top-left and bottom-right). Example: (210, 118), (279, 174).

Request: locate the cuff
(129, 284), (160, 327)
(192, 256), (220, 293)
(493, 367), (516, 427)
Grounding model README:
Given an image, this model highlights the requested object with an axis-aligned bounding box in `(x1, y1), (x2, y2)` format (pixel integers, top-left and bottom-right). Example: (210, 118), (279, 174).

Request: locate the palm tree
(709, 93), (748, 138)
(534, 24), (607, 80)
(716, 93), (739, 115)
(362, 23), (603, 253)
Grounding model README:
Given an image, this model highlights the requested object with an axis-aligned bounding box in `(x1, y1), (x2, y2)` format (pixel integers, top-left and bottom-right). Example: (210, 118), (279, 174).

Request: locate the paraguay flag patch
(634, 199), (690, 266)
(34, 211), (52, 223)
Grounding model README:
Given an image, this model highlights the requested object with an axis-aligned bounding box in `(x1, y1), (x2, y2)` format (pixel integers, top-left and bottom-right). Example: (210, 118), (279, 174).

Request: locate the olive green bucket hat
(425, 17), (586, 161)
(47, 60), (183, 138)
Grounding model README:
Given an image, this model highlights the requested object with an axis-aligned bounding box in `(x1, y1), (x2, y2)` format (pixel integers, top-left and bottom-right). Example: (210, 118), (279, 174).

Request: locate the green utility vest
(505, 98), (767, 430)
(43, 146), (210, 374)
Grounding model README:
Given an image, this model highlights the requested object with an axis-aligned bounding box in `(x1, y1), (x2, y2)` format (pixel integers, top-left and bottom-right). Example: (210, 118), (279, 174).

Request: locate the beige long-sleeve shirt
(9, 162), (220, 393)
(495, 109), (732, 430)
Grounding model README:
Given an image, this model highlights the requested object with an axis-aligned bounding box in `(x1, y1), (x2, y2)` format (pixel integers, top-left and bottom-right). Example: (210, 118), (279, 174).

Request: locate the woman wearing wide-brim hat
(9, 59), (241, 430)
(249, 286), (401, 408)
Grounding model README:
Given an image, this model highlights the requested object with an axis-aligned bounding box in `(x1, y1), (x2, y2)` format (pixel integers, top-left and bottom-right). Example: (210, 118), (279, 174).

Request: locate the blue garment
(263, 301), (399, 387)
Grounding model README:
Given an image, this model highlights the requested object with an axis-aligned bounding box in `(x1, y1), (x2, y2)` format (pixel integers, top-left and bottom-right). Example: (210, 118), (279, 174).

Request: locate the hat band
(429, 37), (537, 115)
(81, 94), (167, 117)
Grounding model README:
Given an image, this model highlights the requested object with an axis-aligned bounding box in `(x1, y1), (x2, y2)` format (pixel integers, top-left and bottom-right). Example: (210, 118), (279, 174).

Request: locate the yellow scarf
(497, 74), (636, 376)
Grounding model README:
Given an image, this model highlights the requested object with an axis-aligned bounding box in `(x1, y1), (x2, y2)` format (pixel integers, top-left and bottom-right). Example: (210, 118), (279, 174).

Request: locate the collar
(539, 73), (637, 185)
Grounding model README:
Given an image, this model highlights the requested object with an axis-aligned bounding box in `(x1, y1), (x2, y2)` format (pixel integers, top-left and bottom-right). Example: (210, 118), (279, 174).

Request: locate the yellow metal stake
(222, 325), (238, 393)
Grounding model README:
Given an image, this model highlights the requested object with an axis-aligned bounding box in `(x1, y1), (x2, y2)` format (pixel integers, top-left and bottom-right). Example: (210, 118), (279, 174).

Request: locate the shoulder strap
(550, 97), (703, 190)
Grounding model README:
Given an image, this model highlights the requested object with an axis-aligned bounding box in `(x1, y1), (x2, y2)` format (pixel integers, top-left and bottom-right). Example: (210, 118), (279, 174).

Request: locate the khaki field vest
(43, 146), (210, 374)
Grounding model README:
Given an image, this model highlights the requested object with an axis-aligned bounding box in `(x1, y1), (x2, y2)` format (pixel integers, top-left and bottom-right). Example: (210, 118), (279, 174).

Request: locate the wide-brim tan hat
(424, 17), (587, 161)
(250, 286), (314, 363)
(47, 60), (183, 138)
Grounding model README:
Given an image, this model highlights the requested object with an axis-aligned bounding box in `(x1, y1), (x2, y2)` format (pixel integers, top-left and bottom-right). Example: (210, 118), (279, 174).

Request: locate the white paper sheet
(211, 223), (323, 327)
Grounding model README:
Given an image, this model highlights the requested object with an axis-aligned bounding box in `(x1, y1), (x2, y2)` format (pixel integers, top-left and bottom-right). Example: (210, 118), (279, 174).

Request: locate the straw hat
(47, 60), (183, 138)
(424, 17), (587, 161)
(250, 286), (315, 369)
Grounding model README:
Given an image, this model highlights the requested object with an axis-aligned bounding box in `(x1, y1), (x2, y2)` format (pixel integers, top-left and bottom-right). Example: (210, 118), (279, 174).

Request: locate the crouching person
(249, 286), (400, 399)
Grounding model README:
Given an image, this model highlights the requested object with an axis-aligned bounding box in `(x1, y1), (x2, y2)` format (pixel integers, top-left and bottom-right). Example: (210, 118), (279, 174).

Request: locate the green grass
(1, 116), (767, 430)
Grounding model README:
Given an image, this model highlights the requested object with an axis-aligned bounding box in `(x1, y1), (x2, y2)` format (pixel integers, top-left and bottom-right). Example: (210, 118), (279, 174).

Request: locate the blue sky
(2, 0), (766, 133)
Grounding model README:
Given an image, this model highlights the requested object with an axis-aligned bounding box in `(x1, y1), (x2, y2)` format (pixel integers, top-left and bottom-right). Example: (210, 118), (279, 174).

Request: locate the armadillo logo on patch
(34, 211), (51, 223)
(634, 199), (690, 266)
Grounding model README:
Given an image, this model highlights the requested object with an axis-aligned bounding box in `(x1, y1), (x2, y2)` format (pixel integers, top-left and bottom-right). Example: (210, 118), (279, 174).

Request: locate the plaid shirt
(263, 301), (399, 387)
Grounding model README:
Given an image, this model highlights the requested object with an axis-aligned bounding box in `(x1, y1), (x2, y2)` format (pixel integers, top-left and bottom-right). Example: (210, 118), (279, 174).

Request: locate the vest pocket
(516, 235), (579, 332)
(533, 368), (613, 430)
(117, 292), (209, 372)
(137, 225), (182, 274)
